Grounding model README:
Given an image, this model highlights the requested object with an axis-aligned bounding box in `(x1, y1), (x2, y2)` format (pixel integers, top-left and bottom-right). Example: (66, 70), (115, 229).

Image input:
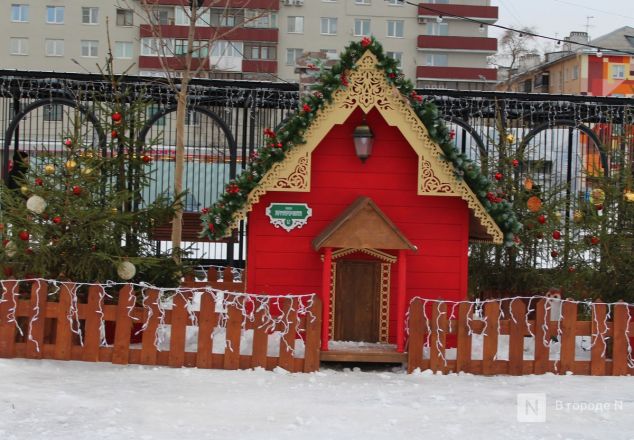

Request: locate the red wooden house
(206, 47), (505, 360)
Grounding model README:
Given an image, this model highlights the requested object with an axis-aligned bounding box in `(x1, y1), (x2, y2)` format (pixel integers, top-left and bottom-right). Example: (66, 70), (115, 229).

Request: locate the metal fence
(1, 70), (632, 267)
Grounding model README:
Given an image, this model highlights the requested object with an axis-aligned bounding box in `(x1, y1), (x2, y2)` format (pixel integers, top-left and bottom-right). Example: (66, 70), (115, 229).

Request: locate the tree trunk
(171, 81), (189, 265)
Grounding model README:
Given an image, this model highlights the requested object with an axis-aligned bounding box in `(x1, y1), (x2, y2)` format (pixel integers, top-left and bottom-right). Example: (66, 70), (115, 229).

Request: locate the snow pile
(1, 359), (632, 439)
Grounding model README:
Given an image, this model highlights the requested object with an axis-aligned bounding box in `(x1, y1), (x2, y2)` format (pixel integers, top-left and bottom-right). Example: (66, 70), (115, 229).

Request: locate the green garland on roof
(200, 37), (521, 246)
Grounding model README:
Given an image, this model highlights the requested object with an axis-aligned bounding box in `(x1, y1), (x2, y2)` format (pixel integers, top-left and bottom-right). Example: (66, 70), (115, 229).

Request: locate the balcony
(150, 0), (279, 9)
(417, 35), (497, 53)
(416, 66), (497, 81)
(418, 4), (498, 22)
(140, 25), (278, 42)
(242, 59), (277, 73)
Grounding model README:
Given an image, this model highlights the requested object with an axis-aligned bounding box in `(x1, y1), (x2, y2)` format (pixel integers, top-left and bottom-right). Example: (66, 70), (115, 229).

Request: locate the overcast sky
(490, 0), (633, 51)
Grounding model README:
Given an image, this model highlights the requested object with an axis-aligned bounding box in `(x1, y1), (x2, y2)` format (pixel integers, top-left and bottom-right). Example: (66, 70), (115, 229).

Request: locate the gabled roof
(590, 26), (634, 51)
(200, 39), (521, 246)
(312, 197), (417, 251)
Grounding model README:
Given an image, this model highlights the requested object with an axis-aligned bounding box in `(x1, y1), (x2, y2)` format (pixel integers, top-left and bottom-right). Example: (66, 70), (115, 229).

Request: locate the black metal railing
(1, 71), (632, 267)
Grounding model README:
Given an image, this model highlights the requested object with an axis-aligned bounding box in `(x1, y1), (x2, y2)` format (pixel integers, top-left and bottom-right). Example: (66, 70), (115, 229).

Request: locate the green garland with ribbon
(200, 37), (521, 246)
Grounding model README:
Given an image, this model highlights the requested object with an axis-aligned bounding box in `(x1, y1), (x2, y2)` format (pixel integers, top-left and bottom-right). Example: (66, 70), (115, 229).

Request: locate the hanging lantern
(352, 118), (374, 163)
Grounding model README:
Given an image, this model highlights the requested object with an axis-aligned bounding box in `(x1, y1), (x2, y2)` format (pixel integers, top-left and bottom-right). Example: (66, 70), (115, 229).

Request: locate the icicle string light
(0, 279), (316, 357)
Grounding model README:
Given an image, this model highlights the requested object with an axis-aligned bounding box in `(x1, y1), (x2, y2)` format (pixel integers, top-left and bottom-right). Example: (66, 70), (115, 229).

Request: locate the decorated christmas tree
(0, 83), (182, 285)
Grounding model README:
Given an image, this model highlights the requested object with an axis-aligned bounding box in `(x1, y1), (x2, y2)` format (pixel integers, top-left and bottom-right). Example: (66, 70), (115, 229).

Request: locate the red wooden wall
(246, 108), (470, 343)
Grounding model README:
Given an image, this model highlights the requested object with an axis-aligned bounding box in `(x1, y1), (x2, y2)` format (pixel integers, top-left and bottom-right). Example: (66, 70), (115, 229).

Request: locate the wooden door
(334, 260), (381, 342)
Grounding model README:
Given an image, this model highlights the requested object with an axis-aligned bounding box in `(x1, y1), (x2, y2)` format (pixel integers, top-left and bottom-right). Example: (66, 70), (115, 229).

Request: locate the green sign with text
(265, 203), (312, 232)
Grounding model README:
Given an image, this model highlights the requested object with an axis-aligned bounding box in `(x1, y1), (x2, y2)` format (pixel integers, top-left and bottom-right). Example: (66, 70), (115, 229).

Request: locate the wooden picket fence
(407, 297), (634, 376)
(0, 271), (322, 373)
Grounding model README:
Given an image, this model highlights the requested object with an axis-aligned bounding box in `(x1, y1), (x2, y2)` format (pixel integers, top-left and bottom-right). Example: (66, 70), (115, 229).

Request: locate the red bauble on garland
(18, 230), (29, 241)
(590, 236), (600, 245)
(537, 214), (546, 224)
(142, 155), (152, 163)
(111, 112), (122, 123)
(35, 178), (43, 186)
(512, 159), (519, 168)
(552, 230), (561, 240)
(494, 172), (503, 181)
(72, 185), (82, 196)
(361, 36), (372, 48)
(64, 138), (73, 148)
(302, 104), (311, 113)
(551, 250), (559, 258)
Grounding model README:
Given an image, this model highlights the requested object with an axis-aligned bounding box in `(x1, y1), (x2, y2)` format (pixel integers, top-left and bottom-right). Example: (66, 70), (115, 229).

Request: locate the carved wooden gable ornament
(231, 51), (503, 244)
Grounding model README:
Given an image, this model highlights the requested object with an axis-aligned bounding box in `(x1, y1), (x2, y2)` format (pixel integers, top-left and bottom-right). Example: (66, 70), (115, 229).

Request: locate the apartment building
(4, 0), (498, 89)
(498, 27), (634, 97)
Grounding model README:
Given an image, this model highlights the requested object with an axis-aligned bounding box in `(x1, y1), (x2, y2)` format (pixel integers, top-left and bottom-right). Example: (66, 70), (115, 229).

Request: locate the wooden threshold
(320, 344), (407, 363)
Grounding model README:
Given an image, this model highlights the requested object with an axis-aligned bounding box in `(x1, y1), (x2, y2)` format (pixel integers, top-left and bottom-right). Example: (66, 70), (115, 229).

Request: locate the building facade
(498, 27), (634, 97)
(4, 0), (498, 88)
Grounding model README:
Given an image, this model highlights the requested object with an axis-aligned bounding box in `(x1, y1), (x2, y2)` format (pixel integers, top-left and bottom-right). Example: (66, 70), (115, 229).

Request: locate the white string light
(0, 278), (316, 357)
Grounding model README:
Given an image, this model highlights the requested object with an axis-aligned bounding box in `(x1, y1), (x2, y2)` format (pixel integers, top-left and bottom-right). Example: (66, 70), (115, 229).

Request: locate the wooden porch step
(320, 344), (407, 363)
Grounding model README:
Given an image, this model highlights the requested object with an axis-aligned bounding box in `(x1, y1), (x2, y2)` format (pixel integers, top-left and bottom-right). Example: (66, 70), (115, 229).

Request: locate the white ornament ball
(4, 241), (16, 257)
(26, 195), (47, 215)
(117, 261), (136, 280)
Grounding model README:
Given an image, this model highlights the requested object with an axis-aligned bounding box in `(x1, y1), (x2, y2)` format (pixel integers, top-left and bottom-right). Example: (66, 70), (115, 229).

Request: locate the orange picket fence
(0, 273), (322, 373)
(407, 297), (634, 376)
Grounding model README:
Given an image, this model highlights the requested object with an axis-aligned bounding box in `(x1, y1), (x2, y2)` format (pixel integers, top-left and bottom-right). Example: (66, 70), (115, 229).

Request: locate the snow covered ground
(1, 359), (633, 440)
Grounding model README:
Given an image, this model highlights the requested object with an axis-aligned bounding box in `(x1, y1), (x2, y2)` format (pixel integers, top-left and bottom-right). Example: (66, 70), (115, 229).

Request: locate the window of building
(43, 104), (63, 121)
(572, 65), (579, 80)
(45, 39), (64, 56)
(354, 18), (371, 37)
(286, 48), (303, 65)
(191, 40), (209, 58)
(81, 7), (99, 25)
(141, 38), (174, 57)
(611, 64), (625, 79)
(116, 9), (133, 26)
(114, 41), (133, 59)
(426, 22), (448, 36)
(9, 37), (28, 55)
(210, 41), (243, 57)
(355, 0), (371, 4)
(287, 16), (304, 33)
(429, 0), (448, 3)
(175, 7), (189, 25)
(244, 10), (277, 28)
(248, 45), (276, 60)
(80, 40), (98, 57)
(218, 13), (234, 27)
(424, 53), (448, 66)
(386, 51), (402, 67)
(320, 17), (337, 35)
(11, 4), (29, 22)
(386, 0), (404, 5)
(150, 8), (171, 25)
(46, 6), (64, 24)
(387, 20), (404, 38)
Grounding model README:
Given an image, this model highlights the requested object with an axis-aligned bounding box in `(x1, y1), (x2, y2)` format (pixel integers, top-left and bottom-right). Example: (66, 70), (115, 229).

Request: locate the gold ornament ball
(590, 188), (606, 205)
(624, 190), (634, 203)
(65, 160), (78, 171)
(573, 210), (584, 223)
(110, 208), (118, 214)
(506, 133), (515, 143)
(20, 185), (29, 195)
(84, 151), (95, 159)
(81, 167), (94, 177)
(44, 164), (56, 175)
(554, 212), (562, 223)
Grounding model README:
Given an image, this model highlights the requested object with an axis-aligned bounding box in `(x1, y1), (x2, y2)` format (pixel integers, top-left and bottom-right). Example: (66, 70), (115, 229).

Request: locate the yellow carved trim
(227, 51), (503, 244)
(330, 247), (397, 263)
(329, 261), (336, 340)
(379, 263), (391, 343)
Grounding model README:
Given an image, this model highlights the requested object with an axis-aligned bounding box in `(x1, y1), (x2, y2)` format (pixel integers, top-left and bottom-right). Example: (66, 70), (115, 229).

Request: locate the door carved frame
(327, 248), (395, 343)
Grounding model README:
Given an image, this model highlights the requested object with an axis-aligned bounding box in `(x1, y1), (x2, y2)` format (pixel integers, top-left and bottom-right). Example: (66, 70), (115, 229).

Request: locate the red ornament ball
(512, 159), (519, 168)
(537, 214), (546, 224)
(302, 104), (311, 113)
(52, 216), (62, 224)
(18, 230), (29, 241)
(111, 112), (122, 122)
(142, 155), (152, 163)
(590, 236), (600, 245)
(111, 130), (118, 138)
(72, 186), (82, 196)
(595, 204), (603, 211)
(361, 36), (372, 48)
(494, 172), (503, 181)
(35, 178), (43, 186)
(552, 230), (561, 240)
(551, 250), (559, 258)
(568, 267), (576, 273)
(64, 138), (73, 148)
